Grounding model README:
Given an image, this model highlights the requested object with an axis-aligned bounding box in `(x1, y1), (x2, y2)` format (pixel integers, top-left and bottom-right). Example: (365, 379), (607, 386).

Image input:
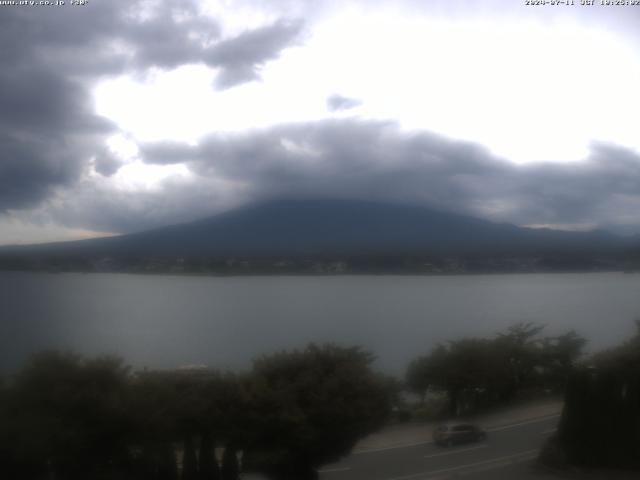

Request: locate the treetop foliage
(0, 343), (391, 480)
(405, 322), (587, 415)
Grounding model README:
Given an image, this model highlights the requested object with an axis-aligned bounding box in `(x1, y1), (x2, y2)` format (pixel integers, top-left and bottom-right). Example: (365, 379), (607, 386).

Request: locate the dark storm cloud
(0, 62), (115, 211)
(0, 1), (206, 212)
(4, 0), (640, 237)
(175, 120), (511, 214)
(0, 0), (216, 73)
(326, 94), (362, 112)
(204, 19), (305, 89)
(0, 0), (303, 214)
(1, 0), (301, 80)
(0, 133), (77, 211)
(93, 149), (124, 178)
(0, 66), (113, 135)
(514, 144), (640, 225)
(139, 142), (199, 165)
(133, 119), (640, 234)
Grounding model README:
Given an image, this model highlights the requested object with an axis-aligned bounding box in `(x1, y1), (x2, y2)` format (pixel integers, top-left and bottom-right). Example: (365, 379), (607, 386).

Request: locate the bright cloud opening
(94, 11), (640, 166)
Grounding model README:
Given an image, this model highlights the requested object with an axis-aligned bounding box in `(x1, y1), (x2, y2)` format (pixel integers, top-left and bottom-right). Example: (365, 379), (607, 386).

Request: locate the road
(319, 414), (560, 480)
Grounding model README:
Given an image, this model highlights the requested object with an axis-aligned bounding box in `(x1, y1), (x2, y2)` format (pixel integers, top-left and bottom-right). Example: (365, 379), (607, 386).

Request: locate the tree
(8, 351), (133, 479)
(436, 339), (503, 414)
(157, 442), (179, 480)
(200, 372), (248, 450)
(495, 322), (546, 397)
(183, 435), (198, 480)
(245, 344), (391, 480)
(591, 319), (640, 372)
(407, 339), (504, 415)
(406, 323), (584, 416)
(198, 432), (220, 480)
(551, 322), (640, 470)
(220, 445), (239, 480)
(539, 330), (587, 391)
(128, 371), (182, 479)
(405, 357), (432, 405)
(0, 376), (44, 478)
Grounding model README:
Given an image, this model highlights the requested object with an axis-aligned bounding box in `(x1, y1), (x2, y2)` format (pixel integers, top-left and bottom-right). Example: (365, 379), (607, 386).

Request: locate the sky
(2, 0), (640, 245)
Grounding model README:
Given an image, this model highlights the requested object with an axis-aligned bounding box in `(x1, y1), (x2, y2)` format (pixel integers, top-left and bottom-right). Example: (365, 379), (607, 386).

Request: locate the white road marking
(487, 414), (560, 433)
(384, 449), (539, 480)
(318, 467), (352, 473)
(423, 444), (488, 459)
(352, 440), (433, 455)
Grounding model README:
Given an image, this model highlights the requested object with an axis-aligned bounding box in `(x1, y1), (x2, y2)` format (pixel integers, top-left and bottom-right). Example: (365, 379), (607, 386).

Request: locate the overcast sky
(1, 0), (640, 245)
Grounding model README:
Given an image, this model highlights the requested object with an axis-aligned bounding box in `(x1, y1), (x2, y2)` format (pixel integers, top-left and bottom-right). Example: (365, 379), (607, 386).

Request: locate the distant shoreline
(1, 267), (637, 278)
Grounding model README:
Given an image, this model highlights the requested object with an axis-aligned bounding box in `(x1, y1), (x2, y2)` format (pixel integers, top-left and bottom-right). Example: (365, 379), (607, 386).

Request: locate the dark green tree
(494, 322), (546, 397)
(221, 445), (239, 480)
(157, 442), (179, 480)
(9, 351), (132, 479)
(183, 435), (198, 480)
(406, 323), (583, 416)
(128, 371), (181, 478)
(552, 322), (640, 470)
(202, 372), (248, 448)
(198, 432), (220, 480)
(539, 330), (587, 391)
(245, 344), (391, 480)
(405, 357), (432, 405)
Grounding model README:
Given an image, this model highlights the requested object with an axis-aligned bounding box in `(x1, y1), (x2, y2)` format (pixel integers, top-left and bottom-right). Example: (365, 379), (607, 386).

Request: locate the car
(433, 423), (487, 447)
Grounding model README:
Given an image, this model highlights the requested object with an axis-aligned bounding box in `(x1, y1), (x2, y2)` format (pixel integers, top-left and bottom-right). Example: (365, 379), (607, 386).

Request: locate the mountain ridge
(0, 198), (627, 259)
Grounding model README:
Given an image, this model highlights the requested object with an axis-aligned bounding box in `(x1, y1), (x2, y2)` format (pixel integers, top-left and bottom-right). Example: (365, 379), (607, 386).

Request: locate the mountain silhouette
(1, 198), (625, 259)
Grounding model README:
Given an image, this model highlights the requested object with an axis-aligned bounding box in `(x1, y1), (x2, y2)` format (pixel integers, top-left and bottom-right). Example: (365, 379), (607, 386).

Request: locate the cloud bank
(45, 119), (640, 235)
(1, 0), (640, 244)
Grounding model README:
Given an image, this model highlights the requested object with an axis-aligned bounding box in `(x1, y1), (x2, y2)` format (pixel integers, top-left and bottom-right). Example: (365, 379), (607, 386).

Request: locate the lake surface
(1, 272), (639, 375)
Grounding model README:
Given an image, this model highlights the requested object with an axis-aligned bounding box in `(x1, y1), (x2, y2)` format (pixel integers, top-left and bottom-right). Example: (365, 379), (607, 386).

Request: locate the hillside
(0, 198), (625, 258)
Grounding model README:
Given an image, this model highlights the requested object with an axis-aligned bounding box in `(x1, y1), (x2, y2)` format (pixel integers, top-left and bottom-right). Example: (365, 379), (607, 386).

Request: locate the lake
(1, 272), (639, 375)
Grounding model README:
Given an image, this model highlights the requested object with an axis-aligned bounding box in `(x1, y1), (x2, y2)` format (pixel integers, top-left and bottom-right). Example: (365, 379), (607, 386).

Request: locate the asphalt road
(318, 414), (560, 480)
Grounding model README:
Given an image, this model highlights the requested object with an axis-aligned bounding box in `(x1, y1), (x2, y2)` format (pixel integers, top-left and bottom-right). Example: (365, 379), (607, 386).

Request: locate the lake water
(1, 272), (639, 376)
